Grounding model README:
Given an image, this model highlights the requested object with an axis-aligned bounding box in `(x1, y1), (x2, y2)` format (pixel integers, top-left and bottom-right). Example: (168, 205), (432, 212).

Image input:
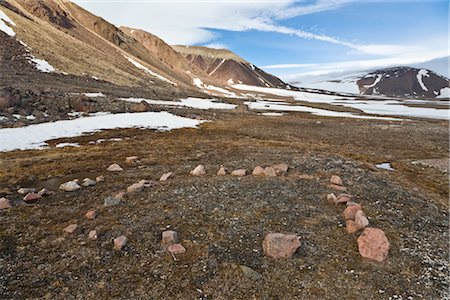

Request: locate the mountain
(357, 67), (449, 98)
(173, 45), (292, 88)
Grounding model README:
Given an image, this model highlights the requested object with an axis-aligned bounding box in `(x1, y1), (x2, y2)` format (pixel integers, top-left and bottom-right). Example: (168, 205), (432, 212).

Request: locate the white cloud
(203, 43), (228, 49)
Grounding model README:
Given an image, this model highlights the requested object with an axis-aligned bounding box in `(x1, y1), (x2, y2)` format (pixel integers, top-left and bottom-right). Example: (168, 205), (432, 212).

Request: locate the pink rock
(217, 167), (227, 176)
(326, 193), (337, 203)
(85, 209), (97, 220)
(107, 163), (123, 172)
(328, 184), (347, 192)
(127, 182), (144, 193)
(0, 197), (12, 209)
(252, 166), (265, 176)
(330, 175), (343, 186)
(336, 193), (353, 204)
(264, 167), (277, 177)
(114, 192), (126, 200)
(64, 224), (78, 234)
(231, 169), (247, 176)
(23, 193), (42, 202)
(343, 204), (362, 220)
(168, 243), (186, 255)
(357, 228), (390, 262)
(125, 156), (139, 165)
(96, 175), (105, 182)
(88, 230), (97, 240)
(262, 233), (301, 259)
(355, 210), (369, 229)
(190, 165), (206, 176)
(113, 235), (128, 251)
(162, 230), (179, 246)
(159, 172), (173, 181)
(345, 220), (361, 234)
(273, 163), (289, 175)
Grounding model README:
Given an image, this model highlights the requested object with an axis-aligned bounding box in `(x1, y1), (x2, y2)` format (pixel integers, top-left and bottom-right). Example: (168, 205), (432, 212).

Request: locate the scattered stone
(252, 166), (265, 176)
(262, 233), (301, 259)
(64, 224), (78, 234)
(113, 235), (128, 251)
(217, 166), (227, 176)
(361, 162), (378, 172)
(346, 220), (360, 234)
(88, 230), (97, 240)
(336, 193), (353, 204)
(239, 265), (263, 281)
(162, 230), (179, 247)
(82, 178), (96, 187)
(326, 193), (337, 203)
(17, 188), (36, 195)
(357, 228), (390, 262)
(273, 163), (289, 175)
(190, 165), (206, 176)
(23, 193), (42, 202)
(264, 167), (277, 177)
(343, 204), (362, 220)
(159, 172), (173, 182)
(38, 188), (54, 196)
(114, 192), (126, 200)
(298, 174), (314, 180)
(104, 196), (121, 207)
(168, 243), (186, 255)
(355, 210), (369, 229)
(231, 169), (247, 176)
(138, 179), (153, 187)
(127, 182), (144, 193)
(85, 209), (97, 220)
(107, 163), (123, 172)
(125, 156), (139, 165)
(59, 181), (81, 192)
(0, 197), (12, 209)
(96, 175), (105, 182)
(328, 184), (347, 192)
(330, 175), (343, 186)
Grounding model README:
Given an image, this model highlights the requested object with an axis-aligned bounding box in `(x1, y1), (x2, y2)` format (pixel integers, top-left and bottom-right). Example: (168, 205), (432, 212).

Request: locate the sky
(73, 0), (449, 82)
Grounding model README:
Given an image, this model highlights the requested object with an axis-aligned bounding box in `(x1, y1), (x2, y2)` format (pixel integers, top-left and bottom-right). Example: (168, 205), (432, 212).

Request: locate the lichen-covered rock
(357, 228), (390, 262)
(262, 233), (301, 259)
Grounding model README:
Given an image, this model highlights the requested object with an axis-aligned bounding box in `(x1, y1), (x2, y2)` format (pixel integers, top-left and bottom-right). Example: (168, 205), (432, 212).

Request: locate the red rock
(330, 175), (343, 186)
(217, 166), (227, 176)
(0, 197), (12, 209)
(252, 166), (265, 176)
(127, 182), (144, 193)
(336, 193), (353, 204)
(355, 210), (369, 229)
(159, 172), (173, 181)
(168, 243), (186, 255)
(107, 163), (123, 172)
(343, 204), (362, 220)
(328, 184), (347, 192)
(345, 220), (361, 234)
(273, 163), (289, 175)
(326, 193), (337, 203)
(264, 167), (277, 177)
(262, 233), (301, 259)
(162, 230), (179, 246)
(88, 230), (97, 240)
(23, 193), (42, 202)
(64, 224), (78, 234)
(190, 165), (206, 176)
(113, 235), (128, 251)
(85, 209), (97, 220)
(231, 169), (247, 176)
(357, 228), (390, 262)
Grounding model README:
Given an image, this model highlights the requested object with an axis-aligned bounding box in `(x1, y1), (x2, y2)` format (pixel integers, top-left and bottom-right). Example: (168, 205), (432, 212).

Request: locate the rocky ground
(0, 104), (448, 299)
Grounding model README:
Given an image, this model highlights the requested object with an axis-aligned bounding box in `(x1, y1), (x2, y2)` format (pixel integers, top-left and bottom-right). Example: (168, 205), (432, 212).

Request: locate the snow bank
(0, 111), (204, 152)
(120, 97), (237, 110)
(29, 57), (55, 73)
(363, 74), (382, 88)
(416, 69), (430, 91)
(124, 55), (177, 86)
(0, 9), (16, 37)
(437, 87), (450, 99)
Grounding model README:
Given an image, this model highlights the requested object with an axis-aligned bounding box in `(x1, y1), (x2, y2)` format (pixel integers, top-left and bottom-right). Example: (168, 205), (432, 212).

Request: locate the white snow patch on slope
(437, 87), (450, 99)
(363, 74), (382, 88)
(193, 78), (240, 98)
(56, 142), (80, 148)
(120, 97), (237, 110)
(83, 92), (105, 97)
(0, 9), (16, 36)
(416, 69), (430, 91)
(29, 57), (55, 73)
(124, 55), (177, 86)
(209, 59), (225, 76)
(227, 78), (235, 85)
(0, 112), (204, 152)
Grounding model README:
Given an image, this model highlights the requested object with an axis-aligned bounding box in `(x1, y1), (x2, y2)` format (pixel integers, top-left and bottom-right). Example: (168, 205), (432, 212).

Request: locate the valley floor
(0, 106), (448, 299)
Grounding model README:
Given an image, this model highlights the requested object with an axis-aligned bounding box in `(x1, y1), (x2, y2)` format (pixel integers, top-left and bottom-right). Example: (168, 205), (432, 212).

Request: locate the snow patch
(227, 78), (235, 85)
(29, 57), (55, 73)
(120, 97), (237, 110)
(83, 92), (105, 98)
(437, 87), (450, 99)
(56, 142), (80, 148)
(363, 74), (382, 88)
(0, 9), (16, 37)
(376, 162), (395, 171)
(123, 55), (177, 86)
(416, 69), (430, 91)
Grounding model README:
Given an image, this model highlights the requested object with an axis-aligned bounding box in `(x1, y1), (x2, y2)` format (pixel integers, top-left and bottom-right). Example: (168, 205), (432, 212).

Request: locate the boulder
(132, 101), (151, 112)
(346, 220), (361, 234)
(264, 167), (277, 177)
(82, 178), (96, 187)
(357, 228), (390, 262)
(64, 224), (79, 234)
(107, 163), (123, 172)
(23, 193), (42, 202)
(231, 169), (247, 176)
(96, 175), (105, 182)
(38, 188), (54, 196)
(168, 243), (186, 255)
(162, 230), (179, 247)
(88, 230), (98, 240)
(355, 210), (369, 229)
(262, 233), (301, 259)
(330, 175), (343, 186)
(326, 193), (337, 203)
(85, 209), (97, 220)
(125, 156), (139, 165)
(0, 197), (12, 209)
(159, 172), (173, 182)
(17, 188), (36, 195)
(114, 192), (126, 200)
(252, 166), (265, 176)
(190, 165), (206, 176)
(217, 166), (227, 176)
(336, 193), (353, 204)
(59, 181), (81, 192)
(113, 235), (128, 251)
(104, 196), (120, 207)
(273, 163), (289, 175)
(127, 183), (144, 193)
(343, 204), (362, 220)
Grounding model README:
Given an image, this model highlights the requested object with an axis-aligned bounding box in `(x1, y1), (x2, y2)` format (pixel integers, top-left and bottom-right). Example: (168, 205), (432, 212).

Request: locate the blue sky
(74, 0), (449, 80)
